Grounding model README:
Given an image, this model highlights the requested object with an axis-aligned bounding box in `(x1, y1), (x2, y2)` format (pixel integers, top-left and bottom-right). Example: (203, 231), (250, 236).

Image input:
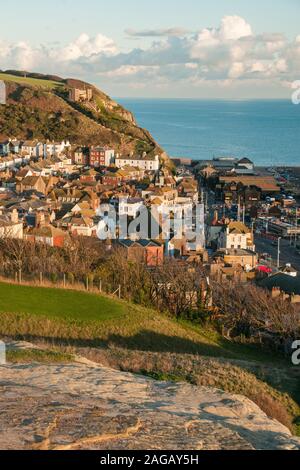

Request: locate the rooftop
(259, 273), (300, 295)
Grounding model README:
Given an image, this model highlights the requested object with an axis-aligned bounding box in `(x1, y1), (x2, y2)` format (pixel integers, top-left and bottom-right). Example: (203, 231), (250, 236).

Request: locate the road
(255, 235), (300, 270)
(199, 184), (300, 270)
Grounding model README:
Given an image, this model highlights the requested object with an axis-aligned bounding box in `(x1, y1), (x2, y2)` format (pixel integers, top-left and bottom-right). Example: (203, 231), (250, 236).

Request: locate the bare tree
(211, 280), (300, 339)
(0, 237), (30, 274)
(149, 258), (209, 319)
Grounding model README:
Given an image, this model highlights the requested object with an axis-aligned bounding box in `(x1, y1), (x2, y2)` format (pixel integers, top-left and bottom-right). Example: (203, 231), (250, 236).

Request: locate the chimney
(35, 212), (45, 228)
(11, 208), (18, 224)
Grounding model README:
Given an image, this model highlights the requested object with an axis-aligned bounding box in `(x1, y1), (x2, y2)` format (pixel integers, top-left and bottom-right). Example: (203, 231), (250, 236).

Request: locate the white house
(21, 141), (44, 158)
(218, 221), (255, 251)
(44, 140), (71, 157)
(116, 154), (159, 172)
(118, 197), (145, 218)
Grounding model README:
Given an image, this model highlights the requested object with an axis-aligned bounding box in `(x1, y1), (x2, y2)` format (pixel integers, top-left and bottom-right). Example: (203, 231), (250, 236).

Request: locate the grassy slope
(0, 282), (299, 434)
(0, 73), (63, 90)
(0, 282), (281, 361)
(0, 283), (126, 322)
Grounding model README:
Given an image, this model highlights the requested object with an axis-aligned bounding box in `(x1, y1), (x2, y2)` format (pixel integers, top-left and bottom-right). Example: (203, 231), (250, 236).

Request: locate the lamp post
(277, 237), (282, 269)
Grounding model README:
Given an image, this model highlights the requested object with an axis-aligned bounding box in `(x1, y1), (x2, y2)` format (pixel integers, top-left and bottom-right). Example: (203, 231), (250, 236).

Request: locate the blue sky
(1, 0), (300, 98)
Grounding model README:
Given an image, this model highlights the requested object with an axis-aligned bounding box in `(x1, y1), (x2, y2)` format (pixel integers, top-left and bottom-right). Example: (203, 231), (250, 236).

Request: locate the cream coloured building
(116, 154), (159, 172)
(218, 221), (255, 252)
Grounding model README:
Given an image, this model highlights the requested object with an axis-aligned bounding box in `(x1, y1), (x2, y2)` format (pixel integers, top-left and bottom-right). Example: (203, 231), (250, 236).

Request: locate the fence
(0, 270), (122, 299)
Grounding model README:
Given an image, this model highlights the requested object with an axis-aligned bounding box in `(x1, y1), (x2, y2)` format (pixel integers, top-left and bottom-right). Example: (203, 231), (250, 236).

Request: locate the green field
(0, 73), (64, 90)
(0, 282), (126, 322)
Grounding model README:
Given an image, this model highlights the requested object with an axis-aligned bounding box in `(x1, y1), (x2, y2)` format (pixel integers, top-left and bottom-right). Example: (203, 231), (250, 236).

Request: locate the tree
(148, 258), (209, 319)
(211, 280), (300, 340)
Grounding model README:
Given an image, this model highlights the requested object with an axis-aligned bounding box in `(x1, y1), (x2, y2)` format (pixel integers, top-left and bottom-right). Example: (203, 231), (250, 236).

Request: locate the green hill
(0, 72), (63, 90)
(0, 70), (165, 158)
(0, 281), (278, 359)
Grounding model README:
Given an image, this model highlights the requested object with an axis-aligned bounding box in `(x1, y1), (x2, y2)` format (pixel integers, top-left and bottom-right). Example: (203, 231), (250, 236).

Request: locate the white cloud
(0, 41), (41, 70)
(125, 27), (191, 38)
(0, 15), (299, 97)
(53, 33), (117, 62)
(220, 15), (253, 40)
(101, 65), (159, 78)
(228, 62), (245, 78)
(185, 62), (198, 70)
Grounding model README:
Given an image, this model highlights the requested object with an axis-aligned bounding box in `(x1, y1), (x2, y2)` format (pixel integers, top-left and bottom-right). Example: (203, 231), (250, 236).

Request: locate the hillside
(0, 71), (166, 158)
(0, 281), (299, 436)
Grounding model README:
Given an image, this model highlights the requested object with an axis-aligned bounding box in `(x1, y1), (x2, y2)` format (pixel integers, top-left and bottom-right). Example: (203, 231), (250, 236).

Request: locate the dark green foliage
(0, 103), (80, 140)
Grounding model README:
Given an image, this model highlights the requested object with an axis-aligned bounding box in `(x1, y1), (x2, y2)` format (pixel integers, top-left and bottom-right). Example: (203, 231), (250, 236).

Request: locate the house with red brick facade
(80, 169), (100, 183)
(117, 239), (164, 266)
(24, 225), (68, 247)
(90, 147), (115, 167)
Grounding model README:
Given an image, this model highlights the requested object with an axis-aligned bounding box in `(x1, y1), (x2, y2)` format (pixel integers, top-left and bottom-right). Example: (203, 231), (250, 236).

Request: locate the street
(255, 235), (300, 270)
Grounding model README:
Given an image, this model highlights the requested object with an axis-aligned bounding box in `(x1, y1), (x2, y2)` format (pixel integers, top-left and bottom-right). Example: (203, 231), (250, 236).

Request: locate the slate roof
(259, 273), (300, 295)
(118, 239), (162, 248)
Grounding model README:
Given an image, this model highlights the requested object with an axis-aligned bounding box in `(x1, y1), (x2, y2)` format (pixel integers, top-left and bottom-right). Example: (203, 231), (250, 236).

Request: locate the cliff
(0, 71), (166, 159)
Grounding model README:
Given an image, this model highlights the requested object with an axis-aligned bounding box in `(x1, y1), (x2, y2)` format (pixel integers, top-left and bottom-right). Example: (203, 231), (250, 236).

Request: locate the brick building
(90, 147), (115, 167)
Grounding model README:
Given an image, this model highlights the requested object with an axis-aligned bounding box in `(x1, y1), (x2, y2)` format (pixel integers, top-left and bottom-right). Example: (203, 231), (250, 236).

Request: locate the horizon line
(115, 97), (293, 102)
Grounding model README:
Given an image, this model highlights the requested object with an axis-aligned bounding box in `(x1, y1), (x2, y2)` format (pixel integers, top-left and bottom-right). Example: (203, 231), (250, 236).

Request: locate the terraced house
(21, 140), (44, 158)
(116, 154), (160, 172)
(90, 146), (115, 167)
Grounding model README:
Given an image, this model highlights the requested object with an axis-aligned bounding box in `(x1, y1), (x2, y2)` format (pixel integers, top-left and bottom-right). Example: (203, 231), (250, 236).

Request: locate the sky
(0, 0), (300, 98)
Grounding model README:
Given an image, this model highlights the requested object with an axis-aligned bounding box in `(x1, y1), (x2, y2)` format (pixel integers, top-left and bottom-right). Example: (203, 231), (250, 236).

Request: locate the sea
(117, 99), (300, 167)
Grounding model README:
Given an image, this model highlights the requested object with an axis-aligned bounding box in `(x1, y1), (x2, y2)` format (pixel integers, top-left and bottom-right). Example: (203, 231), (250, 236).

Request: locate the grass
(0, 72), (64, 90)
(0, 282), (292, 364)
(6, 348), (74, 364)
(0, 282), (126, 322)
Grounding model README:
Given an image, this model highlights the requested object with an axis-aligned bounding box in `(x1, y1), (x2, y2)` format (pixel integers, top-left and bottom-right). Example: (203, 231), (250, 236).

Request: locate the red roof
(257, 265), (272, 274)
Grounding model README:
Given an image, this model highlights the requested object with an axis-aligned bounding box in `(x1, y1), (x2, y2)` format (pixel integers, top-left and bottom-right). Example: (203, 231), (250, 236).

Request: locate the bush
(67, 273), (74, 285)
(50, 273), (58, 284)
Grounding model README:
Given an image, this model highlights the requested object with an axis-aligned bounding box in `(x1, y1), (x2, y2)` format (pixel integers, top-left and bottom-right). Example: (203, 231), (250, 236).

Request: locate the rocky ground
(0, 342), (300, 450)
